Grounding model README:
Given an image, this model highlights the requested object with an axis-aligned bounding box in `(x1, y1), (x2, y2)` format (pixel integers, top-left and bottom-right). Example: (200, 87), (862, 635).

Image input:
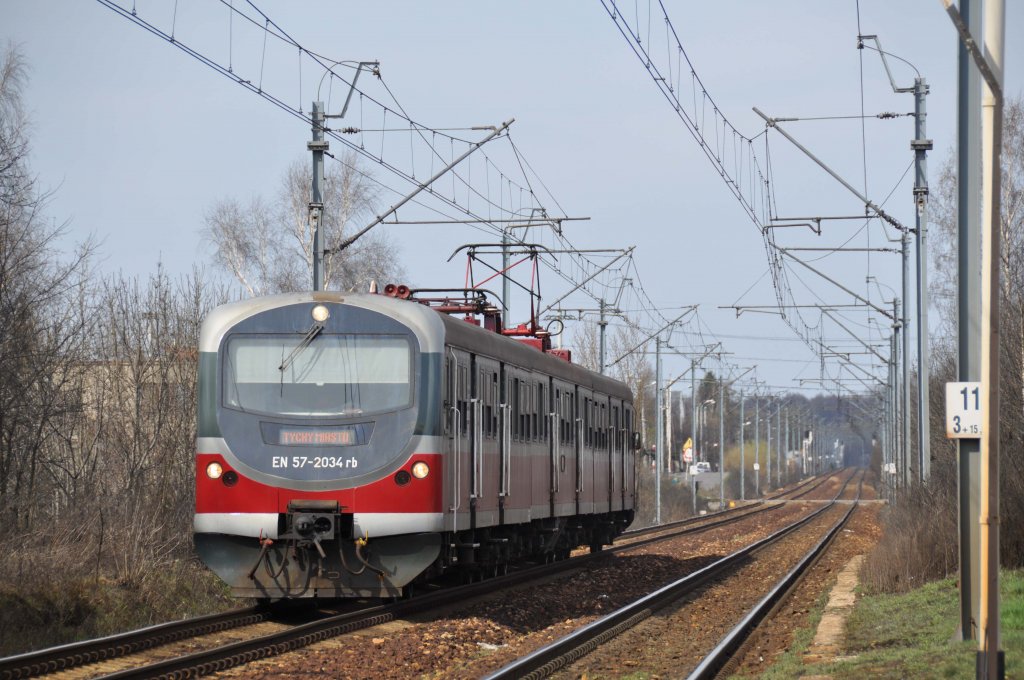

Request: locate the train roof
(436, 310), (632, 401)
(198, 291), (445, 353)
(200, 291), (632, 401)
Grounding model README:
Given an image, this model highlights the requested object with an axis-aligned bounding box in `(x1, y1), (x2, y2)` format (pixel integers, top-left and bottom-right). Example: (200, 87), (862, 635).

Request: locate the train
(194, 286), (637, 599)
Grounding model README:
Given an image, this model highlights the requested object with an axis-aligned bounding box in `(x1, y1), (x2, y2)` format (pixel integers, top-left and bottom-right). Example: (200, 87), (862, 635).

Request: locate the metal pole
(955, 0), (982, 641)
(310, 101), (326, 291)
(599, 299), (607, 375)
(914, 77), (933, 482)
(655, 337), (663, 525)
(740, 392), (746, 501)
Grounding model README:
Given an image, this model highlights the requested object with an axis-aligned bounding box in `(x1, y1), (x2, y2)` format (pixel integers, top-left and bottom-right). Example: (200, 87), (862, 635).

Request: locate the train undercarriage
(196, 508), (634, 600)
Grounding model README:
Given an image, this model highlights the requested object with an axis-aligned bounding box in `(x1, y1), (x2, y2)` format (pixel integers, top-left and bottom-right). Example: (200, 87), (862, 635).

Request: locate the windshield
(224, 334), (412, 417)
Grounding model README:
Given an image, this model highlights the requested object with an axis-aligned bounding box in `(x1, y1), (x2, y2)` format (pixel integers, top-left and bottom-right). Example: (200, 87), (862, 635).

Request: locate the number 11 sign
(945, 382), (983, 438)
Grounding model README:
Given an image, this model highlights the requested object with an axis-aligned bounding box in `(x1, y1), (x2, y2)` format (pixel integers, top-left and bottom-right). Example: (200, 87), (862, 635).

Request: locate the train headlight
(206, 462), (224, 479)
(411, 461), (430, 479)
(311, 304), (330, 322)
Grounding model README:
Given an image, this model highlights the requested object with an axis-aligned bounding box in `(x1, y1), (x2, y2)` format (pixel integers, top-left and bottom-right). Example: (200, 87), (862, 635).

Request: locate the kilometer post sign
(945, 382), (983, 438)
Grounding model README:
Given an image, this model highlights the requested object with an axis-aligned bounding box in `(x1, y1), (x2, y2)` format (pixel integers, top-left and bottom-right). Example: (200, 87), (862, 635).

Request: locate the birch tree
(203, 153), (404, 295)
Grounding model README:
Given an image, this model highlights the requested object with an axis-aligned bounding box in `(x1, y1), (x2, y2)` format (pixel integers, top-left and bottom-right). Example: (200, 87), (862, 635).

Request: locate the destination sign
(278, 428), (354, 446)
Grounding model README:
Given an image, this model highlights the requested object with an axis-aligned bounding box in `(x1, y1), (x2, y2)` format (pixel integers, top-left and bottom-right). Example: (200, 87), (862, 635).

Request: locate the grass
(0, 558), (238, 657)
(735, 570), (1024, 679)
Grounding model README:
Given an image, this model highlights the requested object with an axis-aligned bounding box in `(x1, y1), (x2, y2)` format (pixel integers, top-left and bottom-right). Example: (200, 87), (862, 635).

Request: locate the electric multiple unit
(195, 290), (636, 599)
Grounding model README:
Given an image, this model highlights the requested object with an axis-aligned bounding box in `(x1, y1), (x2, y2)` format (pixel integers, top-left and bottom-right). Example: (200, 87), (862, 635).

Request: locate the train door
(533, 377), (552, 520)
(611, 400), (623, 512)
(576, 385), (594, 515)
(473, 356), (500, 528)
(445, 348), (472, 533)
(550, 381), (575, 517)
(503, 368), (534, 525)
(592, 395), (611, 514)
(624, 404), (636, 509)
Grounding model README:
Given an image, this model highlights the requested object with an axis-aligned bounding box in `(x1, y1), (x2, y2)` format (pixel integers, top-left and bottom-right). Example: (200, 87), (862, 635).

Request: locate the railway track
(0, 469), (853, 680)
(617, 468), (838, 546)
(483, 468), (865, 679)
(0, 607), (277, 680)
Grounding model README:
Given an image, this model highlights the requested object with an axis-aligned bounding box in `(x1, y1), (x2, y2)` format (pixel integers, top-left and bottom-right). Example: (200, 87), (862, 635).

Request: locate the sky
(3, 1), (1022, 407)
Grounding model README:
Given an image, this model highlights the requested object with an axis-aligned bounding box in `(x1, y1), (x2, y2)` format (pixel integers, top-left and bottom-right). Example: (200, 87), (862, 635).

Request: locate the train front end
(194, 292), (444, 599)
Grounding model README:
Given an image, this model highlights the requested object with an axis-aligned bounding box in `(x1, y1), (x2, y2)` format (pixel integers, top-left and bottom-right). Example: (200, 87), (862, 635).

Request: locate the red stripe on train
(195, 453), (444, 514)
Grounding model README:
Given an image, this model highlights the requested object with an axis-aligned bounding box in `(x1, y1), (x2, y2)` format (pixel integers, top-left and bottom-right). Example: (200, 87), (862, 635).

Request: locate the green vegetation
(737, 570), (1023, 679)
(0, 559), (238, 657)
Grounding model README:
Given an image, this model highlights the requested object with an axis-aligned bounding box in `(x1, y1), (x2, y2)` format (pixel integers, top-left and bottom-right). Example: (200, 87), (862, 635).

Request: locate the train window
(585, 398), (592, 447)
(511, 377), (519, 441)
(479, 368), (491, 439)
(443, 358), (451, 436)
(571, 393), (576, 444)
(226, 334), (412, 417)
(569, 393), (576, 444)
(625, 407), (633, 450)
(561, 391), (569, 444)
(517, 378), (524, 440)
(458, 364), (469, 434)
(521, 379), (529, 440)
(613, 405), (621, 451)
(561, 393), (567, 444)
(538, 383), (546, 441)
(491, 372), (498, 436)
(522, 381), (530, 441)
(601, 402), (608, 449)
(529, 381), (537, 440)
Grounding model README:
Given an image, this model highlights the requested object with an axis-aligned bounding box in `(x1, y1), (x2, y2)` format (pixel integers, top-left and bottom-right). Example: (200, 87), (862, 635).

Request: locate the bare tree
(571, 318), (601, 372)
(606, 321), (654, 445)
(902, 94), (1024, 571)
(0, 45), (96, 535)
(203, 153), (404, 295)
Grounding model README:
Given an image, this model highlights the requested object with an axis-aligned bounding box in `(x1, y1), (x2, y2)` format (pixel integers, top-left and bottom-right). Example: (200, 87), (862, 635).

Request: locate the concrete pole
(890, 327), (899, 489)
(913, 77), (933, 482)
(719, 379), (725, 507)
(979, 0), (1005, 672)
(502, 228), (511, 318)
(766, 402), (772, 491)
(754, 396), (760, 496)
(956, 0), (982, 641)
(310, 101), (327, 291)
(598, 299), (608, 375)
(893, 299), (905, 488)
(655, 337), (663, 524)
(900, 222), (913, 485)
(784, 408), (790, 484)
(776, 402), (782, 488)
(666, 388), (674, 474)
(740, 392), (746, 501)
(691, 359), (698, 515)
(690, 361), (697, 459)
